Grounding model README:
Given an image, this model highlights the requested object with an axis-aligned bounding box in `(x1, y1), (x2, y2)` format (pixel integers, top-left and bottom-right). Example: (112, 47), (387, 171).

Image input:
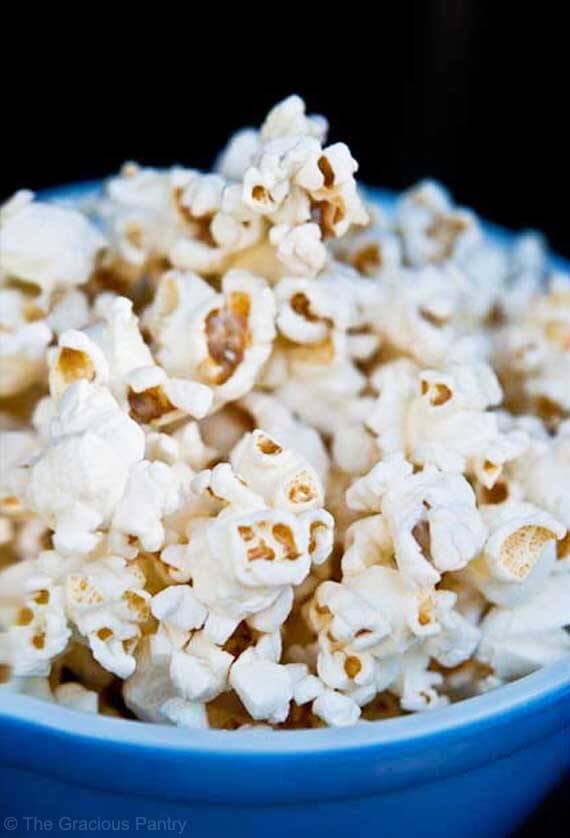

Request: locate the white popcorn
(65, 555), (149, 678)
(229, 645), (293, 723)
(231, 429), (324, 512)
(48, 330), (110, 400)
(346, 453), (413, 514)
(341, 514), (395, 577)
(160, 698), (209, 729)
(54, 682), (99, 714)
(477, 575), (570, 679)
(365, 360), (419, 455)
(170, 632), (233, 702)
(369, 265), (468, 365)
(260, 95), (328, 144)
(508, 422), (570, 527)
(98, 164), (199, 267)
(111, 460), (192, 552)
(0, 430), (39, 516)
(0, 569), (70, 678)
(406, 363), (503, 471)
(216, 129), (260, 181)
(191, 507), (311, 634)
(151, 585), (207, 632)
(495, 278), (570, 414)
(26, 381), (145, 554)
(391, 650), (448, 712)
(47, 290), (90, 336)
(383, 468), (487, 587)
(312, 688), (361, 727)
(290, 667), (324, 705)
(145, 269), (275, 408)
(239, 391), (329, 482)
(270, 223), (327, 277)
(0, 192), (106, 295)
(350, 462), (487, 588)
(2, 98), (569, 731)
(0, 288), (52, 397)
(336, 228), (402, 278)
(465, 501), (565, 606)
(123, 637), (208, 728)
(397, 180), (480, 267)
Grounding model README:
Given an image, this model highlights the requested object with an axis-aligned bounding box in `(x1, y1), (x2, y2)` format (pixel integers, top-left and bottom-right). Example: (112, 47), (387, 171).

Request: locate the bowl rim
(1, 178), (569, 757)
(1, 658), (570, 755)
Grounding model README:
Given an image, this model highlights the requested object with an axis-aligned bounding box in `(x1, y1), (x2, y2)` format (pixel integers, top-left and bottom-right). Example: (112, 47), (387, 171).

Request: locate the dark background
(2, 2), (568, 833)
(2, 3), (569, 259)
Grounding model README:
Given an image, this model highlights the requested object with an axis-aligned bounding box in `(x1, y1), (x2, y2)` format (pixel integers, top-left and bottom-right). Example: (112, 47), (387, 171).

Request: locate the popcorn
(0, 191), (106, 295)
(391, 650), (448, 712)
(229, 644), (293, 723)
(0, 430), (39, 516)
(97, 164), (197, 268)
(65, 556), (150, 678)
(54, 682), (99, 714)
(0, 288), (52, 397)
(191, 506), (311, 635)
(171, 632), (233, 702)
(397, 181), (480, 267)
(0, 566), (70, 678)
(495, 277), (570, 415)
(508, 421), (570, 527)
(382, 468), (487, 587)
(348, 462), (487, 588)
(26, 381), (145, 554)
(123, 637), (209, 728)
(407, 363), (502, 467)
(239, 391), (329, 482)
(270, 223), (327, 277)
(111, 459), (192, 552)
(145, 269), (275, 408)
(231, 429), (324, 512)
(477, 575), (570, 679)
(312, 688), (361, 727)
(465, 501), (565, 606)
(150, 585), (207, 633)
(1, 96), (568, 731)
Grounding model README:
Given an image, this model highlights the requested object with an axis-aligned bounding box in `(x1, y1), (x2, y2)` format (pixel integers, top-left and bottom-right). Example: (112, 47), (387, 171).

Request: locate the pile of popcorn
(1, 96), (569, 730)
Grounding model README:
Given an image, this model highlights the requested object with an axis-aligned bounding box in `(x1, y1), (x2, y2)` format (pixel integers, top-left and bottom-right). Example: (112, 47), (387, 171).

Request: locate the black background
(2, 1), (568, 833)
(2, 3), (569, 260)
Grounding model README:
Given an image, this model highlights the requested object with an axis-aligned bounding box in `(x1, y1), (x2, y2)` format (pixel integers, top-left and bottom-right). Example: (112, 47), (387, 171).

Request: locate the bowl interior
(1, 179), (569, 759)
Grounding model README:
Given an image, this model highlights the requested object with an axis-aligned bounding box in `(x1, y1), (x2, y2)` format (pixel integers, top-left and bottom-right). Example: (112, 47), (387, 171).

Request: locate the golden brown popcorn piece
(288, 476), (319, 506)
(352, 243), (382, 276)
(272, 523), (300, 561)
(500, 525), (557, 579)
(556, 531), (570, 561)
(173, 187), (216, 247)
(421, 379), (452, 406)
(480, 480), (510, 506)
(128, 386), (175, 424)
(314, 195), (346, 239)
(201, 293), (251, 386)
(256, 434), (283, 456)
(66, 575), (104, 607)
(344, 655), (362, 678)
(122, 590), (151, 623)
(57, 347), (96, 388)
(425, 215), (470, 262)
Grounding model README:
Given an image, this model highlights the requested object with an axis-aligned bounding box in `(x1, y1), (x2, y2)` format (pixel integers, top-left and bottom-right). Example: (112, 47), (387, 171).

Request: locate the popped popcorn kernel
(1, 96), (569, 730)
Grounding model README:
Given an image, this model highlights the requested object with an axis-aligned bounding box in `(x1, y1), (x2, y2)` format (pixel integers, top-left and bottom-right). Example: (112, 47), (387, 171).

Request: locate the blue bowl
(1, 182), (569, 838)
